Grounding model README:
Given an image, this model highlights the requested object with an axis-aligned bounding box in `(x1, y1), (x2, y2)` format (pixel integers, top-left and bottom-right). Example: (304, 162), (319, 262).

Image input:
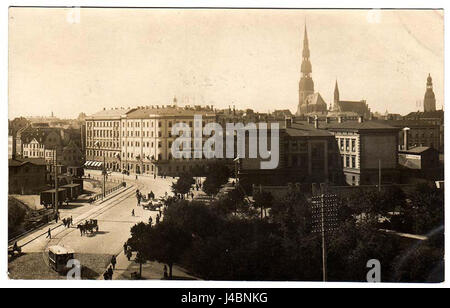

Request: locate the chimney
(314, 115), (319, 129)
(403, 127), (410, 150)
(285, 117), (292, 128)
(358, 115), (364, 123)
(338, 116), (344, 123)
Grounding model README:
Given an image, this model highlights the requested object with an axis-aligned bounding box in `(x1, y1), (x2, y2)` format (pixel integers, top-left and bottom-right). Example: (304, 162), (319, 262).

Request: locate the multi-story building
(377, 119), (441, 153)
(8, 136), (14, 159)
(85, 108), (134, 171)
(319, 117), (400, 186)
(85, 105), (218, 175)
(121, 105), (216, 175)
(60, 140), (84, 167)
(9, 157), (47, 194)
(22, 138), (46, 159)
(238, 118), (344, 187)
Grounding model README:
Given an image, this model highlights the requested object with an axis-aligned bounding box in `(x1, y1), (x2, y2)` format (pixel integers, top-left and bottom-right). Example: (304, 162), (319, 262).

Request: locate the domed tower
(296, 25), (315, 115)
(424, 74), (436, 112)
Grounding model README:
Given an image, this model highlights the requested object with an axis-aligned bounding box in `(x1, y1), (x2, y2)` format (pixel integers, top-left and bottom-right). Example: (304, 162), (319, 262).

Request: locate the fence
(90, 182), (126, 202)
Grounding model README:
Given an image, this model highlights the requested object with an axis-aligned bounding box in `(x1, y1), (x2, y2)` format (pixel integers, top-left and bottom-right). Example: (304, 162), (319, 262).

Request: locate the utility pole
(311, 183), (337, 282)
(378, 159), (381, 192)
(321, 193), (327, 282)
(103, 153), (106, 199)
(54, 148), (58, 215)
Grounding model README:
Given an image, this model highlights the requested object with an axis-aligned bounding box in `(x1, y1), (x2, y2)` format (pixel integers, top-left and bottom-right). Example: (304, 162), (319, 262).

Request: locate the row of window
(342, 154), (357, 169)
(87, 121), (120, 127)
(338, 137), (357, 153)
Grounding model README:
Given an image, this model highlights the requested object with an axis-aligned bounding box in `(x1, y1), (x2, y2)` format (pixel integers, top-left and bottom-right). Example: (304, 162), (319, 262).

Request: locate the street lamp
(115, 152), (124, 183)
(95, 141), (106, 199)
(233, 156), (240, 186)
(52, 147), (59, 216)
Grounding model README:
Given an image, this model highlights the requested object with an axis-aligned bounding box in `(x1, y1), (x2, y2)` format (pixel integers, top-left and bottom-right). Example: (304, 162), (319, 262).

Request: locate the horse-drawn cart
(77, 219), (99, 236)
(142, 199), (162, 211)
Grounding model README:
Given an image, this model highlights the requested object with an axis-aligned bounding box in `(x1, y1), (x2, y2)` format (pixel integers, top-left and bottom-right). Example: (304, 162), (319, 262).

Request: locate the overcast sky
(8, 8), (444, 119)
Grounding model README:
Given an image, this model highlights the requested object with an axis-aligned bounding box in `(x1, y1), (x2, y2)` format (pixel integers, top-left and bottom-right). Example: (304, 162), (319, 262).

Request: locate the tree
(253, 191), (273, 219)
(202, 176), (221, 197)
(171, 173), (194, 197)
(128, 221), (192, 279)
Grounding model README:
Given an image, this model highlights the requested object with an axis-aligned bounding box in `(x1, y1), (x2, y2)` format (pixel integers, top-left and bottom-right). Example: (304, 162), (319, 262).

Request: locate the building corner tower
(424, 74), (436, 112)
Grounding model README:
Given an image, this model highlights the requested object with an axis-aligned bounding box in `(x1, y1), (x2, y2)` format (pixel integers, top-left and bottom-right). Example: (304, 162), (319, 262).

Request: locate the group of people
(62, 216), (73, 228)
(135, 189), (156, 205)
(103, 255), (117, 280)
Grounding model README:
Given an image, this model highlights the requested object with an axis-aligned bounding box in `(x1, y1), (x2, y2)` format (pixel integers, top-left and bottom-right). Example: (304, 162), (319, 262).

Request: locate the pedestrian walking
(163, 265), (168, 279)
(55, 213), (59, 224)
(107, 265), (113, 278)
(148, 216), (153, 226)
(70, 216), (73, 226)
(103, 271), (109, 280)
(111, 255), (117, 270)
(46, 228), (51, 239)
(156, 214), (160, 224)
(132, 209), (135, 217)
(127, 250), (132, 261)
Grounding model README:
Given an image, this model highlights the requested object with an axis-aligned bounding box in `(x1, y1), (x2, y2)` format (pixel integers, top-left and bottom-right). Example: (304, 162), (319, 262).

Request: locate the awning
(84, 161), (92, 167)
(93, 162), (100, 167)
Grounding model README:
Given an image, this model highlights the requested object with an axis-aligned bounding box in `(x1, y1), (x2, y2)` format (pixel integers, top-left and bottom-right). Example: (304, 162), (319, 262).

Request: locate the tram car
(61, 183), (81, 201)
(40, 188), (67, 208)
(48, 245), (75, 273)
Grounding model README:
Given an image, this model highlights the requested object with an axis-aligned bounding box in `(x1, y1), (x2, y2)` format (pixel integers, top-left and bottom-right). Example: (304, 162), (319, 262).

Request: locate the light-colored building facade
(322, 118), (400, 186)
(85, 105), (217, 175)
(85, 108), (134, 171)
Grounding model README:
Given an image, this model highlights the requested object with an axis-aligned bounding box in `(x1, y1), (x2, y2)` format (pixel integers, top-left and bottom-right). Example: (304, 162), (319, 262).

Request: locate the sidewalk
(107, 249), (198, 280)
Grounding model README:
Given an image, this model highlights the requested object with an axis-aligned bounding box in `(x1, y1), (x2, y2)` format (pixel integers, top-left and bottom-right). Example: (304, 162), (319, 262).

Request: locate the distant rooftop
(126, 105), (216, 119)
(399, 146), (435, 154)
(87, 108), (135, 119)
(9, 157), (47, 167)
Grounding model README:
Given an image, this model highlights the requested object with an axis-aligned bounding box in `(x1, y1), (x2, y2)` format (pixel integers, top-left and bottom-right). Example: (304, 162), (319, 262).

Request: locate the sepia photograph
(6, 5), (445, 287)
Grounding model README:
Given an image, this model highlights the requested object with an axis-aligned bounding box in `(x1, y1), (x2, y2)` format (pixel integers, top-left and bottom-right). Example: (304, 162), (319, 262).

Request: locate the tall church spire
(301, 24), (312, 75)
(297, 24), (315, 115)
(334, 79), (340, 109)
(302, 24), (310, 59)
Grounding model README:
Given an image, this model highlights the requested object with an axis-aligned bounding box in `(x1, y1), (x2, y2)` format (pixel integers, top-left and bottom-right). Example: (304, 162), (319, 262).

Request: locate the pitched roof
(399, 146), (435, 154)
(322, 120), (399, 131)
(305, 93), (327, 106)
(284, 122), (333, 137)
(126, 106), (216, 119)
(336, 100), (369, 115)
(87, 108), (135, 119)
(9, 157), (47, 167)
(404, 110), (444, 119)
(375, 119), (439, 127)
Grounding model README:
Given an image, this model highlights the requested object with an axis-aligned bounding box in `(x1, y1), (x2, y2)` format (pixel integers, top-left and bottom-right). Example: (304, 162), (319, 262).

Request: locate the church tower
(333, 80), (340, 110)
(296, 25), (315, 115)
(424, 74), (436, 112)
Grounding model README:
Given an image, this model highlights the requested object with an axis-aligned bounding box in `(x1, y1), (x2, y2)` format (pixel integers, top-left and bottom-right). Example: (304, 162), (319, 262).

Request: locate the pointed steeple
(297, 23), (315, 116)
(300, 24), (312, 75)
(334, 80), (339, 97)
(333, 79), (340, 110)
(302, 24), (310, 58)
